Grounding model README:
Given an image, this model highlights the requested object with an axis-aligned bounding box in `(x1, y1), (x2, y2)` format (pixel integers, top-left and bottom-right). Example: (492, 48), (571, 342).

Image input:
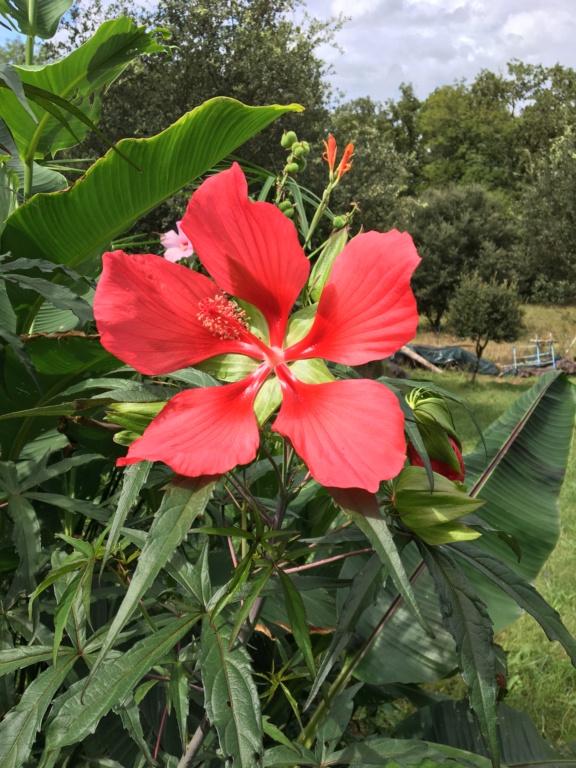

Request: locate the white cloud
(306, 0), (576, 103)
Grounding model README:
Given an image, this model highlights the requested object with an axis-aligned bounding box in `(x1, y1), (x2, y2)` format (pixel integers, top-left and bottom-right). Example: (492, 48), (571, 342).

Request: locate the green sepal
(236, 298), (270, 343)
(195, 353), (259, 382)
(105, 401), (165, 439)
(416, 521), (482, 545)
(308, 228), (348, 302)
(254, 376), (282, 425)
(284, 304), (317, 347)
(393, 466), (484, 532)
(410, 392), (460, 443)
(288, 358), (334, 384)
(416, 422), (462, 473)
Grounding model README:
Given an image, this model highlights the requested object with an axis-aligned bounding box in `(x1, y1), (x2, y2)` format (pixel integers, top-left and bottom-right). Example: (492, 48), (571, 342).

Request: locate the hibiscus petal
(94, 251), (265, 374)
(181, 163), (310, 347)
(273, 371), (407, 492)
(285, 230), (420, 365)
(117, 369), (268, 476)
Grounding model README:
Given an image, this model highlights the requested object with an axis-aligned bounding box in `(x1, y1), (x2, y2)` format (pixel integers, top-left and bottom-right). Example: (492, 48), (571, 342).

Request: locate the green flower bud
(295, 157), (307, 172)
(281, 131), (298, 148)
(301, 141), (311, 155)
(332, 215), (347, 229)
(292, 143), (306, 157)
(282, 206), (295, 218)
(278, 200), (293, 212)
(285, 162), (300, 175)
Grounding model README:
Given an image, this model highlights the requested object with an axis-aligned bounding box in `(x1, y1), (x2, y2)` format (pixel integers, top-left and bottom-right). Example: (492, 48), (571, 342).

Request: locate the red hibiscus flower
(94, 163), (420, 492)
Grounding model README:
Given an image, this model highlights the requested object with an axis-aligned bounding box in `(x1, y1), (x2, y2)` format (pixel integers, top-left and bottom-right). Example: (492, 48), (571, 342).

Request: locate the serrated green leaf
(0, 651), (77, 768)
(116, 695), (157, 766)
(306, 555), (383, 708)
(263, 744), (318, 767)
(277, 568), (316, 678)
(45, 613), (199, 748)
(449, 542), (576, 665)
(52, 563), (93, 662)
(0, 645), (70, 677)
(341, 497), (433, 638)
(100, 461), (151, 574)
(316, 683), (363, 762)
(169, 661), (189, 750)
(419, 544), (499, 768)
(8, 493), (40, 593)
(3, 274), (93, 322)
(88, 477), (215, 681)
(200, 614), (263, 768)
(2, 98), (303, 274)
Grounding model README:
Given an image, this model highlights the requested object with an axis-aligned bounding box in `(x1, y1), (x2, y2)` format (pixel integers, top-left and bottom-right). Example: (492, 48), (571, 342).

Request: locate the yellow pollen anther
(197, 294), (250, 340)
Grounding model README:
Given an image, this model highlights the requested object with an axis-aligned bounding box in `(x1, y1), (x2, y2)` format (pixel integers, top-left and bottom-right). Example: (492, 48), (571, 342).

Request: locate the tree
(418, 82), (516, 191)
(516, 129), (576, 303)
(328, 96), (408, 231)
(392, 184), (520, 329)
(447, 273), (524, 382)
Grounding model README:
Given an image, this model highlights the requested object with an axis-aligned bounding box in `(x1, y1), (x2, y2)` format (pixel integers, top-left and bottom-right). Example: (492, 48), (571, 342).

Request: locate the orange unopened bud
(322, 134), (337, 172)
(336, 143), (354, 179)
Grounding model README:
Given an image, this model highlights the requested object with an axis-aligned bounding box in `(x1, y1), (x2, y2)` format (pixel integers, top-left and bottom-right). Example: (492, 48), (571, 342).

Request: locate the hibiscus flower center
(197, 294), (250, 340)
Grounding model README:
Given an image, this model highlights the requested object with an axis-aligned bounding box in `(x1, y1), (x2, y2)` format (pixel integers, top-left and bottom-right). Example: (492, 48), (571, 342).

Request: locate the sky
(2, 0), (576, 104)
(303, 0), (576, 103)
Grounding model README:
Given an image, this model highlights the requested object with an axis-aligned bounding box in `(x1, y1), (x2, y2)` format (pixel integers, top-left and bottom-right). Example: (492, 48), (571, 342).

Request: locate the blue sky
(2, 0), (576, 103)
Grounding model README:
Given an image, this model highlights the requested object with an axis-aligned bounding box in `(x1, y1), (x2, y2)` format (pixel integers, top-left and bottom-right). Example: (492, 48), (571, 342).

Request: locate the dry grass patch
(414, 305), (576, 367)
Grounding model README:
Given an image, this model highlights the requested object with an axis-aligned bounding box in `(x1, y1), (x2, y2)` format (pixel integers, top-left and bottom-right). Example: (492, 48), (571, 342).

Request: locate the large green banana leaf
(0, 0), (73, 39)
(0, 18), (167, 157)
(1, 97), (302, 279)
(350, 372), (575, 684)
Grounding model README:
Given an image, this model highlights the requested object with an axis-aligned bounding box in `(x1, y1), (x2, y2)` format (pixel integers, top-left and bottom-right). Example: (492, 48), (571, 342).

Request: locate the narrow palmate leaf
(0, 651), (77, 768)
(316, 683), (363, 762)
(8, 493), (41, 593)
(45, 614), (199, 748)
(419, 544), (499, 768)
(88, 478), (215, 681)
(0, 645), (69, 676)
(449, 542), (576, 665)
(263, 744), (318, 767)
(306, 555), (383, 708)
(200, 614), (263, 768)
(1, 98), (303, 273)
(100, 461), (151, 574)
(277, 568), (316, 678)
(346, 507), (433, 637)
(2, 274), (93, 322)
(116, 695), (157, 765)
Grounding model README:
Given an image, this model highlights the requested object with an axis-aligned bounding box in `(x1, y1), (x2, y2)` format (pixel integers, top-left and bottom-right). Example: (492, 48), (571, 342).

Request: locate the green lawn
(423, 372), (576, 745)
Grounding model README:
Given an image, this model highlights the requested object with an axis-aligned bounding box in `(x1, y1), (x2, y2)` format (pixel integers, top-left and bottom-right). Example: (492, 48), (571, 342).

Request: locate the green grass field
(423, 372), (576, 745)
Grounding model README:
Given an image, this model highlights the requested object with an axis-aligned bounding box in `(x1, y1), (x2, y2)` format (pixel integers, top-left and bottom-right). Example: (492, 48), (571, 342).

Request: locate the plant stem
(177, 714), (210, 768)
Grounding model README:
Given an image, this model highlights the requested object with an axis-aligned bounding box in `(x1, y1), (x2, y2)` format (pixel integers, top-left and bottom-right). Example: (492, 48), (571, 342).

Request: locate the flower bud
(408, 437), (465, 482)
(282, 206), (295, 218)
(332, 215), (347, 229)
(295, 157), (307, 172)
(292, 144), (306, 158)
(301, 141), (310, 155)
(281, 131), (298, 149)
(285, 162), (300, 175)
(278, 200), (293, 212)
